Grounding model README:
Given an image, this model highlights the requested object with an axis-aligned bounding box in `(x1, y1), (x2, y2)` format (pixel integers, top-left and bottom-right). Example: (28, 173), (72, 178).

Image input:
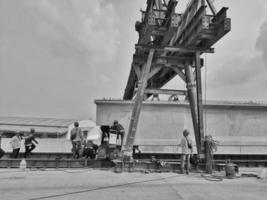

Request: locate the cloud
(4, 0), (267, 120)
(0, 0), (122, 119)
(24, 0), (119, 63)
(205, 19), (267, 101)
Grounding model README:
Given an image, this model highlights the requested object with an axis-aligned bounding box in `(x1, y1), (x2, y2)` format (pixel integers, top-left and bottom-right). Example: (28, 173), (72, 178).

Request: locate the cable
(161, 175), (185, 200)
(204, 53), (208, 132)
(171, 112), (179, 142)
(29, 174), (183, 200)
(201, 173), (223, 182)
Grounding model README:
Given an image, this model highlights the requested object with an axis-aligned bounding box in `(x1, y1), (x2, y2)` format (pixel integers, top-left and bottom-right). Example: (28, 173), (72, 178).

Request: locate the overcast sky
(1, 0), (267, 120)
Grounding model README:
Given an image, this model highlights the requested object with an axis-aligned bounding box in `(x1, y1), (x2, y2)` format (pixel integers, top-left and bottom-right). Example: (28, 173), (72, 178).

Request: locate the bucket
(20, 159), (27, 170)
(225, 160), (235, 178)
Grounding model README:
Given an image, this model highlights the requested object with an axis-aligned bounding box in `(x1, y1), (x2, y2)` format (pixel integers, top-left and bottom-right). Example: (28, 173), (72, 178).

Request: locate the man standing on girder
(180, 129), (193, 174)
(110, 120), (125, 147)
(70, 122), (84, 159)
(10, 132), (23, 158)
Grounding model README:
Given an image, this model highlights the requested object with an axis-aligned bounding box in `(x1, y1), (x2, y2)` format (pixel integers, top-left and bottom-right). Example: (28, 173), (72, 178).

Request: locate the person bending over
(24, 129), (38, 158)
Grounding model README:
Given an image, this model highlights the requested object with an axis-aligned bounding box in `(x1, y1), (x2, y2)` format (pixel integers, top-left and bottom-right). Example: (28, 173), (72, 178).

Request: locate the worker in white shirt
(10, 132), (22, 158)
(180, 129), (193, 174)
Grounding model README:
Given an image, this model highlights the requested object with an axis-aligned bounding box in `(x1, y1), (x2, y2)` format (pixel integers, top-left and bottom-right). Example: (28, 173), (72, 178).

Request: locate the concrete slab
(95, 100), (267, 154)
(0, 169), (266, 200)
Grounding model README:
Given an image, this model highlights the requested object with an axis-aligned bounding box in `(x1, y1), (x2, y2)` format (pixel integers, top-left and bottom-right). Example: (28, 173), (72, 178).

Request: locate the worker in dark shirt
(70, 121), (85, 159)
(110, 120), (125, 147)
(24, 128), (38, 158)
(82, 140), (98, 159)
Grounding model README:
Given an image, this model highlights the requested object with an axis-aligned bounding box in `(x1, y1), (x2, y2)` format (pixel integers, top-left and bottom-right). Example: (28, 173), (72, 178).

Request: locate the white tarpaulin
(86, 126), (102, 145)
(67, 120), (96, 139)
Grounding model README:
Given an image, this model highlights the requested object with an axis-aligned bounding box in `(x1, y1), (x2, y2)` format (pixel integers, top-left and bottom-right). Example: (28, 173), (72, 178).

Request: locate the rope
(201, 173), (223, 182)
(204, 53), (208, 133)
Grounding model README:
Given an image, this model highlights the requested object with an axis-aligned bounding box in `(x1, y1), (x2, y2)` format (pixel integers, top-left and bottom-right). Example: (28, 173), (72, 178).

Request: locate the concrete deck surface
(0, 169), (266, 200)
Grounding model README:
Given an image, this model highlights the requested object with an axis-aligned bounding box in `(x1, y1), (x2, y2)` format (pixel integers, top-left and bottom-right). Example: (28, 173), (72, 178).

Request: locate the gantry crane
(123, 0), (231, 161)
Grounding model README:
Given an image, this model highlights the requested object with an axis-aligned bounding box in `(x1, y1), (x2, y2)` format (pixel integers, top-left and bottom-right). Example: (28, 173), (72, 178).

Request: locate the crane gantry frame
(123, 0), (231, 160)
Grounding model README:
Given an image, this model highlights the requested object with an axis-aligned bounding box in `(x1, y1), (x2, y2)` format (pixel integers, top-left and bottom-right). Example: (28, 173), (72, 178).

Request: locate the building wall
(95, 100), (267, 154)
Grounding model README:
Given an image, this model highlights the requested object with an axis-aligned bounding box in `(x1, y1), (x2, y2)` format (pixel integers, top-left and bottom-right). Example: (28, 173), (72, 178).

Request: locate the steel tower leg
(185, 52), (205, 158)
(125, 49), (155, 151)
(185, 64), (201, 154)
(195, 52), (205, 157)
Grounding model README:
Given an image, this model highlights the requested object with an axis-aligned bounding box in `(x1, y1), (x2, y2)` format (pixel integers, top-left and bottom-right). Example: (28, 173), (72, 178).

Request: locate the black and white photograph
(0, 0), (267, 199)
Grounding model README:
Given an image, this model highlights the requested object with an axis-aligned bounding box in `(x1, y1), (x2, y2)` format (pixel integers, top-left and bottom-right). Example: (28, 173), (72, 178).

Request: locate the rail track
(1, 152), (267, 170)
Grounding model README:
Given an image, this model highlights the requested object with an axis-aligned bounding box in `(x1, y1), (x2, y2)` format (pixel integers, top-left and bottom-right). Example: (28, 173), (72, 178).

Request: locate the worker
(151, 94), (160, 101)
(24, 129), (39, 158)
(10, 132), (22, 158)
(110, 120), (125, 147)
(101, 131), (109, 144)
(70, 121), (84, 159)
(82, 140), (98, 159)
(0, 131), (5, 158)
(180, 129), (193, 174)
